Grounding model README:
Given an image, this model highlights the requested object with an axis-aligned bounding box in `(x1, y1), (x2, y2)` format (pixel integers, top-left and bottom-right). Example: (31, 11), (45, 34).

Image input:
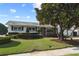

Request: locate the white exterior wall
(76, 29), (79, 36)
(64, 29), (79, 36)
(8, 25), (26, 33)
(8, 25), (38, 33)
(77, 30), (79, 36)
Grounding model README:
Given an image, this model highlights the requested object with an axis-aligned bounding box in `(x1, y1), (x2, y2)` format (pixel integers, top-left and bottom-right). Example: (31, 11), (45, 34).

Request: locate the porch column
(36, 27), (38, 32)
(26, 27), (29, 33)
(26, 27), (27, 33)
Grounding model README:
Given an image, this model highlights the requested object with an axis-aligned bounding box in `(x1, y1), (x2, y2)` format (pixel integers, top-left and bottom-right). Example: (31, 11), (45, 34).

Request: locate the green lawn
(0, 38), (73, 55)
(65, 53), (79, 56)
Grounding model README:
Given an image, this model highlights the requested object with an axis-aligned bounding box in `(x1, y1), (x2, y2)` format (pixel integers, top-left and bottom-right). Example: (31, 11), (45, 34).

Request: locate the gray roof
(6, 21), (39, 26)
(6, 21), (54, 28)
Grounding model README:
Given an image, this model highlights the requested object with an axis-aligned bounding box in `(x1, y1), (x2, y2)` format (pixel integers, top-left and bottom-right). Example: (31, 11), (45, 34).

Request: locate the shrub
(8, 32), (19, 35)
(16, 33), (29, 39)
(10, 35), (18, 39)
(30, 33), (43, 39)
(10, 33), (43, 39)
(0, 37), (11, 44)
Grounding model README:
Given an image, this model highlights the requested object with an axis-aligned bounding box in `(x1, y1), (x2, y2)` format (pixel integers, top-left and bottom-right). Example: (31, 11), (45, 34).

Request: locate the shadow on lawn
(51, 39), (79, 46)
(63, 39), (79, 46)
(63, 39), (79, 50)
(0, 41), (21, 48)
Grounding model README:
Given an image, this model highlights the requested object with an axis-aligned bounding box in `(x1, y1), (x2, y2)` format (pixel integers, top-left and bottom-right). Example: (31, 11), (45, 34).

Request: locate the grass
(0, 38), (73, 55)
(65, 53), (79, 56)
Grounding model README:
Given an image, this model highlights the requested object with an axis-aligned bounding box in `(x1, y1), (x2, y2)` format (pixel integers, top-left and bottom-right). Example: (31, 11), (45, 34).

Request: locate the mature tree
(0, 23), (8, 35)
(35, 3), (79, 40)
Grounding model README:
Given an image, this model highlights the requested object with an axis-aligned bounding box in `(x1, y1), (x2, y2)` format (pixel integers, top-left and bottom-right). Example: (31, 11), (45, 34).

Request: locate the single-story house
(6, 21), (79, 37)
(6, 21), (54, 36)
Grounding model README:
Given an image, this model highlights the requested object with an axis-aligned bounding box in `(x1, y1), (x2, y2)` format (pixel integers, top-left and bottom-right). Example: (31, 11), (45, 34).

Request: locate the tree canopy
(35, 3), (79, 40)
(0, 23), (8, 35)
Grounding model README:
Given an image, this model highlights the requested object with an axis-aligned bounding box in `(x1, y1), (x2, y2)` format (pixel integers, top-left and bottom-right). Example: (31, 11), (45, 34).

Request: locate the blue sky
(0, 3), (41, 25)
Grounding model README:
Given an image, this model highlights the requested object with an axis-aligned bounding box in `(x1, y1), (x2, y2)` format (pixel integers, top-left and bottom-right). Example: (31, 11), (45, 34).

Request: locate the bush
(8, 32), (19, 35)
(0, 37), (11, 44)
(10, 35), (18, 39)
(10, 33), (43, 39)
(25, 33), (43, 39)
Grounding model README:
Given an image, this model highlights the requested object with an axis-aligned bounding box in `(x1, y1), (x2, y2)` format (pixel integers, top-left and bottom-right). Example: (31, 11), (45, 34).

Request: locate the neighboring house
(63, 27), (79, 36)
(6, 21), (53, 36)
(72, 28), (79, 36)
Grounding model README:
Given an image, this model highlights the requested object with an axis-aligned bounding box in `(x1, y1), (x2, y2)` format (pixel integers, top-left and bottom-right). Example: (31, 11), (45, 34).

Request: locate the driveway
(9, 47), (79, 56)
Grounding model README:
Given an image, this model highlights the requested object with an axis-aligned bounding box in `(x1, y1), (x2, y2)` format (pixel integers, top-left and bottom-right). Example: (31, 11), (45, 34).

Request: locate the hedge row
(10, 33), (43, 39)
(0, 37), (11, 44)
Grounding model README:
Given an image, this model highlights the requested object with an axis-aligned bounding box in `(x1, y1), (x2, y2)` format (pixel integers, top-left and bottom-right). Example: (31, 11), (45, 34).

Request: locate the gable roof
(6, 21), (39, 26)
(6, 21), (54, 28)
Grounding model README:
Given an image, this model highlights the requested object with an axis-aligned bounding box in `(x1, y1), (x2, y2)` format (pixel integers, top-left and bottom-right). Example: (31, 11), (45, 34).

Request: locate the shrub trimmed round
(0, 36), (11, 44)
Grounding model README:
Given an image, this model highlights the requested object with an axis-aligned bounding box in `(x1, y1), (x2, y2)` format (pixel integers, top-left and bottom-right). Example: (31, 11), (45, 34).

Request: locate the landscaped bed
(0, 38), (73, 55)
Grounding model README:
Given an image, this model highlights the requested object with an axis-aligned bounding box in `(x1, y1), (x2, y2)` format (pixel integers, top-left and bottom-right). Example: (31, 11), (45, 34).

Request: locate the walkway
(9, 47), (79, 56)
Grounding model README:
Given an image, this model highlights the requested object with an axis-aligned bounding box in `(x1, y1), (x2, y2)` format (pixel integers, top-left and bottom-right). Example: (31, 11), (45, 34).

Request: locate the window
(32, 27), (35, 30)
(22, 26), (23, 30)
(29, 27), (31, 30)
(18, 26), (24, 31)
(14, 27), (17, 31)
(11, 26), (17, 31)
(18, 27), (21, 31)
(11, 26), (13, 31)
(11, 26), (24, 31)
(31, 27), (37, 31)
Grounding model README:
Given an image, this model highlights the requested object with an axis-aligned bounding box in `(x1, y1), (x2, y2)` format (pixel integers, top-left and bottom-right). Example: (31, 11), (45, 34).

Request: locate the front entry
(26, 27), (38, 33)
(26, 27), (29, 33)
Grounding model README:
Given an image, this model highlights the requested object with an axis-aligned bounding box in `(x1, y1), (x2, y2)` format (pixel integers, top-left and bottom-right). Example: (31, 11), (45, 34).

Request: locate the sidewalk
(9, 47), (79, 56)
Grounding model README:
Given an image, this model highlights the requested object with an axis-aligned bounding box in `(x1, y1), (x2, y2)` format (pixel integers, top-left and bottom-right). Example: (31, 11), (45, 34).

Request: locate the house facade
(6, 21), (53, 36)
(6, 21), (79, 37)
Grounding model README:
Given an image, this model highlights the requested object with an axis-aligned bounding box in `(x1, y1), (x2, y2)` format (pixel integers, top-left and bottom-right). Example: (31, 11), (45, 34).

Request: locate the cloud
(15, 16), (20, 18)
(14, 16), (30, 19)
(10, 9), (16, 13)
(22, 4), (26, 7)
(32, 3), (42, 10)
(26, 16), (30, 19)
(0, 14), (8, 17)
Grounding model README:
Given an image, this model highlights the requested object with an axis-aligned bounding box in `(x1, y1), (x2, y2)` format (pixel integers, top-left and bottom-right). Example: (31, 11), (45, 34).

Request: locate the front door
(26, 27), (29, 33)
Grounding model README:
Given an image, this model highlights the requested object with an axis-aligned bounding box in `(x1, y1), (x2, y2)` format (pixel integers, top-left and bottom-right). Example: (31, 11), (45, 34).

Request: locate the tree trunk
(54, 24), (58, 37)
(58, 26), (64, 40)
(70, 30), (74, 40)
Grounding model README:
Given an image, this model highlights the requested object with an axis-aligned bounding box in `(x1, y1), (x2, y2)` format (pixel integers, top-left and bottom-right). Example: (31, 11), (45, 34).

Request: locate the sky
(0, 3), (41, 25)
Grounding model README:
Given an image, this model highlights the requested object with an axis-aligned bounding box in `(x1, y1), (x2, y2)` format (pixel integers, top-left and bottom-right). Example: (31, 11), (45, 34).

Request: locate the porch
(8, 25), (54, 36)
